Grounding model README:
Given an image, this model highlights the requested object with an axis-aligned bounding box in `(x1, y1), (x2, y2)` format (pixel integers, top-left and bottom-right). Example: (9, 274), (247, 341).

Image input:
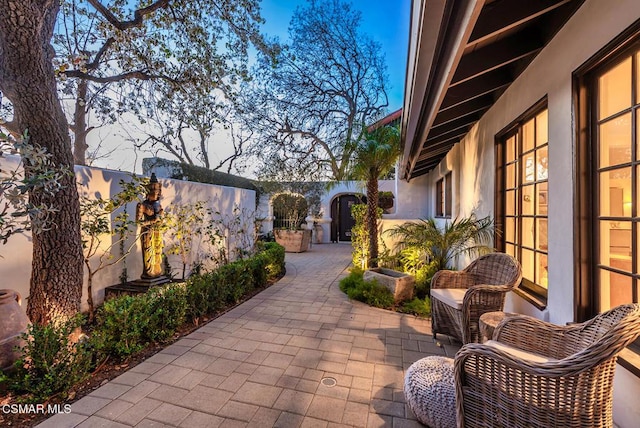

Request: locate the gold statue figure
(137, 173), (164, 278)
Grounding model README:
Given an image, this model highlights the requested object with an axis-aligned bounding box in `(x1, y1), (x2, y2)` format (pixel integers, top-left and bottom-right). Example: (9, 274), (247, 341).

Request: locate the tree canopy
(50, 0), (267, 167)
(240, 0), (390, 181)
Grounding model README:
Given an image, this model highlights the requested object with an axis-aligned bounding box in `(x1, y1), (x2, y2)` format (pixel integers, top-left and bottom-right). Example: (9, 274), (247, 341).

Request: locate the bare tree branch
(87, 0), (170, 31)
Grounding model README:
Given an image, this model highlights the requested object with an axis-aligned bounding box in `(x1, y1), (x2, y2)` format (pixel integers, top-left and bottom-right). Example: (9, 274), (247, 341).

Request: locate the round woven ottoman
(404, 356), (456, 428)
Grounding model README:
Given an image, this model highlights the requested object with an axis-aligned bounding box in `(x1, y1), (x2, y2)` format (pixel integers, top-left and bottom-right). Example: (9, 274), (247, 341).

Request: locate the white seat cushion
(430, 288), (467, 310)
(484, 340), (557, 364)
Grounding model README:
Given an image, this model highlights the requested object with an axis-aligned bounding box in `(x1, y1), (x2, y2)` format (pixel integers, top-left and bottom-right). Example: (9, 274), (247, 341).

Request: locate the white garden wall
(0, 158), (256, 313)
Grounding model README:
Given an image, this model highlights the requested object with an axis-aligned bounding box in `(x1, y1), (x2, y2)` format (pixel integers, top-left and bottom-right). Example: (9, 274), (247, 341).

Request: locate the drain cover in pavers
(321, 377), (337, 387)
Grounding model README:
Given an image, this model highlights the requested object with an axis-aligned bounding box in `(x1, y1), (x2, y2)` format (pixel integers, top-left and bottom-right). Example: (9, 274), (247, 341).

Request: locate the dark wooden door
(338, 194), (359, 241)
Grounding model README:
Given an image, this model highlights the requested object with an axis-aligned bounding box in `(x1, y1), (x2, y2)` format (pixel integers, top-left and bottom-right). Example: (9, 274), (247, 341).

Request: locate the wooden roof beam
(426, 121), (472, 142)
(451, 29), (543, 86)
(432, 96), (491, 127)
(469, 0), (572, 45)
(412, 159), (443, 176)
(440, 69), (512, 110)
(419, 138), (458, 158)
(425, 127), (469, 147)
(418, 144), (456, 162)
(428, 114), (480, 140)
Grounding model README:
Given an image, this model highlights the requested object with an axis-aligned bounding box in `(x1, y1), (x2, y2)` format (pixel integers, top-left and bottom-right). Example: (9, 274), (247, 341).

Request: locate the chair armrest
(493, 315), (579, 358)
(431, 270), (476, 289)
(463, 284), (511, 305)
(458, 285), (512, 344)
(455, 341), (595, 382)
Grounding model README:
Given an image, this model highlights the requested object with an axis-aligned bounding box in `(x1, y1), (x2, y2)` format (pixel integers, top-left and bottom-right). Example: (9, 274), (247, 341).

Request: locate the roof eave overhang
(401, 0), (485, 181)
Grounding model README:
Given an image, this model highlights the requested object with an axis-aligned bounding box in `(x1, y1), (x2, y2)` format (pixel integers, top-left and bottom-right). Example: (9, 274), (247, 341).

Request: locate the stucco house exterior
(399, 0), (640, 425)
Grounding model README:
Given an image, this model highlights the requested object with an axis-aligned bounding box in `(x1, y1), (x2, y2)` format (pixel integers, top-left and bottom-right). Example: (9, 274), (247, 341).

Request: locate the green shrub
(7, 316), (92, 402)
(339, 268), (365, 293)
(185, 272), (217, 324)
(413, 261), (439, 299)
(93, 241), (286, 359)
(400, 297), (431, 317)
(143, 284), (187, 342)
(92, 295), (149, 359)
(216, 262), (249, 304)
(249, 256), (268, 288)
(339, 269), (395, 309)
(257, 241), (285, 280)
(93, 284), (188, 358)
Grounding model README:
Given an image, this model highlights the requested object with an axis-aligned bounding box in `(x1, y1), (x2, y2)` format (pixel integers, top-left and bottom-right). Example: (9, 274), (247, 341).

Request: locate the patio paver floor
(37, 243), (460, 428)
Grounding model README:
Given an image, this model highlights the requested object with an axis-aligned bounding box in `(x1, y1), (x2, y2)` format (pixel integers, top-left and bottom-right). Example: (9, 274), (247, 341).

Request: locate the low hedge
(93, 241), (285, 359)
(3, 242), (286, 402)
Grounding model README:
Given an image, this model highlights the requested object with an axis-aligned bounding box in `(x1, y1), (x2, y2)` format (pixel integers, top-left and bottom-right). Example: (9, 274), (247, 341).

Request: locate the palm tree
(349, 125), (401, 268)
(388, 214), (494, 271)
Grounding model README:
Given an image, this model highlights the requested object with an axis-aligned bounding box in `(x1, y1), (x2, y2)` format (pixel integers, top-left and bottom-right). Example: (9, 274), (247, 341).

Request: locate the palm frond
(388, 214), (494, 270)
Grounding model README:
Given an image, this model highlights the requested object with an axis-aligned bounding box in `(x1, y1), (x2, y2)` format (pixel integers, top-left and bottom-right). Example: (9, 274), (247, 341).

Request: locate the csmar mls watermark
(1, 404), (71, 414)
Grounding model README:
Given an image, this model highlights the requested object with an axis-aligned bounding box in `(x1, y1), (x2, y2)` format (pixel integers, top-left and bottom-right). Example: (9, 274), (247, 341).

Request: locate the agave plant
(388, 214), (495, 271)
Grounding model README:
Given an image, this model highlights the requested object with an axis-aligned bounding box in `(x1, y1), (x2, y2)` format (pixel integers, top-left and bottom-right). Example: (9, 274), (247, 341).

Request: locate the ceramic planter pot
(0, 289), (30, 371)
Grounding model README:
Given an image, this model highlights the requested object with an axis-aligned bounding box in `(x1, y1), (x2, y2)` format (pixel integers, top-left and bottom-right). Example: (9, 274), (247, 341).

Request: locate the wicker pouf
(404, 356), (456, 428)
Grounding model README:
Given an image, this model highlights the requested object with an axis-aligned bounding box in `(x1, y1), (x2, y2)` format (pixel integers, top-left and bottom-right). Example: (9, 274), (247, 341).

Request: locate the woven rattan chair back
(431, 252), (522, 343)
(466, 253), (522, 286)
(455, 303), (640, 428)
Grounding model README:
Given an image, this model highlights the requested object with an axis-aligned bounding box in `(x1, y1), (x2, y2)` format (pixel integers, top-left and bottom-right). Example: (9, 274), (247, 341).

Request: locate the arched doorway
(330, 194), (362, 242)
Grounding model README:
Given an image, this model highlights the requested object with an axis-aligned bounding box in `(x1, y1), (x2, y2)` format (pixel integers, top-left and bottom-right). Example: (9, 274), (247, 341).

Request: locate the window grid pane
(497, 108), (549, 291)
(595, 51), (640, 312)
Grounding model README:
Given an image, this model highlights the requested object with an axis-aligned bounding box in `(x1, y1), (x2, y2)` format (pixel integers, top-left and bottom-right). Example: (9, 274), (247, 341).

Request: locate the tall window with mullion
(593, 50), (640, 313)
(435, 172), (452, 218)
(497, 106), (549, 299)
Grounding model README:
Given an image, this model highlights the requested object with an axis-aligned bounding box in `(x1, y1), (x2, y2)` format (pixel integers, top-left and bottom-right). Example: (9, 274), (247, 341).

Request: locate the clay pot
(0, 289), (30, 371)
(378, 194), (394, 211)
(314, 223), (324, 244)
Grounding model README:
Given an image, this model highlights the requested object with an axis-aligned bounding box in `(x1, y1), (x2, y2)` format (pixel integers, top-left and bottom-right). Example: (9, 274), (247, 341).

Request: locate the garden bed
(0, 243), (286, 428)
(0, 273), (283, 428)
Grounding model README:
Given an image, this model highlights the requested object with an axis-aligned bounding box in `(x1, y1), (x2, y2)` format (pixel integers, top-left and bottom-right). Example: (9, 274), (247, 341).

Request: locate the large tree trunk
(366, 174), (379, 268)
(0, 2), (83, 325)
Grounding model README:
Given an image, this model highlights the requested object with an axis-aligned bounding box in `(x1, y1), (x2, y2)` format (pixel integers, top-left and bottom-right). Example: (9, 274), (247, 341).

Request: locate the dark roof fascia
(401, 0), (485, 181)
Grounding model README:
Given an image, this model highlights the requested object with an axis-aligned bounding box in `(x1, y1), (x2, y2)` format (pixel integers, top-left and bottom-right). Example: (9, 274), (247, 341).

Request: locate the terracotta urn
(0, 289), (30, 371)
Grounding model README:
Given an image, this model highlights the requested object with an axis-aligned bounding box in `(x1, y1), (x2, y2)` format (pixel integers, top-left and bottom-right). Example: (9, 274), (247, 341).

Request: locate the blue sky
(258, 0), (411, 111)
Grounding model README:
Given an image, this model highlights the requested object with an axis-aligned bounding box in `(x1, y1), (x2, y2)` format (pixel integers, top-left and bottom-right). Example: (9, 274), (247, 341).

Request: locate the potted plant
(274, 228), (312, 253)
(272, 193), (312, 252)
(378, 191), (395, 211)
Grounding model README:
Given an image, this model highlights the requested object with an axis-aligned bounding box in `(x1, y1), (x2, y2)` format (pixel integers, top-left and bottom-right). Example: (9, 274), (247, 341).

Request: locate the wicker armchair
(430, 252), (522, 344)
(454, 304), (640, 428)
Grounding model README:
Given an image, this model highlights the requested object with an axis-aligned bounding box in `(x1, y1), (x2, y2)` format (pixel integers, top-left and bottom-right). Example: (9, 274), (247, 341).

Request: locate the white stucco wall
(0, 160), (256, 313)
(257, 175), (432, 245)
(416, 0), (640, 425)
